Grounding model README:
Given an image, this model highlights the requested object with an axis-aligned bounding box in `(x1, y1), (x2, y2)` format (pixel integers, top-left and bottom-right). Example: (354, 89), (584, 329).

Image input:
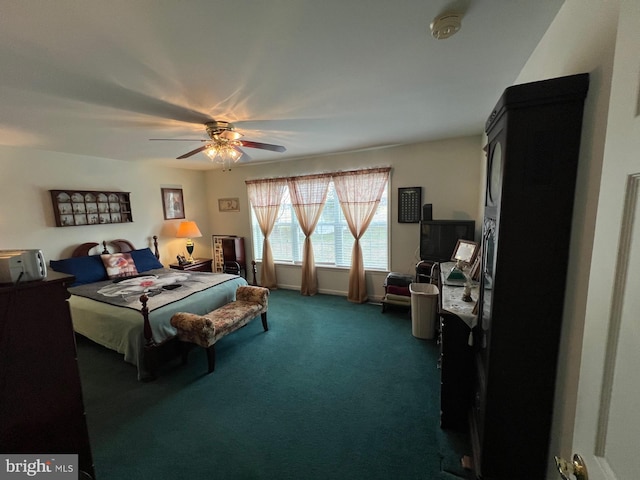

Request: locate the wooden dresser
(0, 272), (95, 479)
(437, 262), (476, 432)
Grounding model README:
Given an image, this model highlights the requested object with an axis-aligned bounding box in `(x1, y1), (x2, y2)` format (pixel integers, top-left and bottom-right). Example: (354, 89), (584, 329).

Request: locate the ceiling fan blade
(2, 45), (214, 125)
(150, 138), (207, 141)
(177, 145), (209, 159)
(240, 140), (286, 153)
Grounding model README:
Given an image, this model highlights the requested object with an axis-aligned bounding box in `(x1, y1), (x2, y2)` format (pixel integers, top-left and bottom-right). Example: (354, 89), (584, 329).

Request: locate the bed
(50, 238), (248, 380)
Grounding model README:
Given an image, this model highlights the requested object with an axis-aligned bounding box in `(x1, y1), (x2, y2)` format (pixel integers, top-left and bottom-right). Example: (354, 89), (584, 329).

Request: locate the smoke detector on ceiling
(430, 12), (462, 40)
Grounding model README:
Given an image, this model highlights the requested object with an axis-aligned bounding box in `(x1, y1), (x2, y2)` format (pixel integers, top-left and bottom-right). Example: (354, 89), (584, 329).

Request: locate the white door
(564, 3), (640, 479)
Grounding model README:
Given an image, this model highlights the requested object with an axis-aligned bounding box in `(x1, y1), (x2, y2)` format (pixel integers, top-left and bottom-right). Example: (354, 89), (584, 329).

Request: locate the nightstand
(169, 258), (213, 273)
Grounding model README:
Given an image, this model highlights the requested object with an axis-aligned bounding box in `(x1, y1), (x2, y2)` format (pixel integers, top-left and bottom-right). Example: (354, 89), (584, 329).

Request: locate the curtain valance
(244, 167), (391, 186)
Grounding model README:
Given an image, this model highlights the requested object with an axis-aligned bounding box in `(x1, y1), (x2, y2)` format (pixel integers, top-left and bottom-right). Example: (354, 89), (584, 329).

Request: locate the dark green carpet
(77, 289), (472, 479)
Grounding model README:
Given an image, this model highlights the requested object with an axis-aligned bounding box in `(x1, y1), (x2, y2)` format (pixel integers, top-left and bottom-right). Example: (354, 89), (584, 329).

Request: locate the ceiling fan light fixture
(220, 129), (243, 141)
(204, 139), (243, 171)
(153, 119), (285, 162)
(204, 144), (220, 160)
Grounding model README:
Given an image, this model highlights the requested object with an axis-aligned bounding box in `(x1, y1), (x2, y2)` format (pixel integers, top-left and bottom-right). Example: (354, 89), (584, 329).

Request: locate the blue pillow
(49, 255), (108, 286)
(130, 248), (163, 272)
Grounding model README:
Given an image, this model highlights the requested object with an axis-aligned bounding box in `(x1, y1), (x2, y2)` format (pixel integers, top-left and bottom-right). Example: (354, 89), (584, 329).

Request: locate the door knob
(555, 453), (588, 480)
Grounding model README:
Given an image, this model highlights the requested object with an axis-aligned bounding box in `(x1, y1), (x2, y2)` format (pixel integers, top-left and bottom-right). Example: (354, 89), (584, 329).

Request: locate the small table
(169, 258), (213, 273)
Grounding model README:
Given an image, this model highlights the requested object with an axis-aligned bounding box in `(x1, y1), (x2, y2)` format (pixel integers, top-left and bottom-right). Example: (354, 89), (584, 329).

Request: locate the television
(419, 220), (475, 262)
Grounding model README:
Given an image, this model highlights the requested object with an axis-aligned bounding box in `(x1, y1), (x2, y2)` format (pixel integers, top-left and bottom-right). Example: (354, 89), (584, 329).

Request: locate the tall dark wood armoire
(471, 73), (589, 479)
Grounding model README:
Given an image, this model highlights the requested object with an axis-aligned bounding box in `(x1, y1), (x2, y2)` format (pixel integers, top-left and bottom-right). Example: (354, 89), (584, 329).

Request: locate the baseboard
(275, 284), (384, 304)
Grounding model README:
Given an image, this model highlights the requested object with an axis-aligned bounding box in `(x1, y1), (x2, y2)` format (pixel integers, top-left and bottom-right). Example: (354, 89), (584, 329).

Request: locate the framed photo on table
(451, 239), (479, 264)
(162, 188), (185, 220)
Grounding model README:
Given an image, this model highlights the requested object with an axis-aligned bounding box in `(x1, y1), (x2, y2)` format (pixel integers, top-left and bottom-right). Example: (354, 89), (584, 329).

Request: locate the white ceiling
(0, 0), (563, 170)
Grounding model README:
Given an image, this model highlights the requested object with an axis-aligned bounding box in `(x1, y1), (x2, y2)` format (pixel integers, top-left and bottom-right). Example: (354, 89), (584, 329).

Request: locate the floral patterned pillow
(101, 253), (139, 279)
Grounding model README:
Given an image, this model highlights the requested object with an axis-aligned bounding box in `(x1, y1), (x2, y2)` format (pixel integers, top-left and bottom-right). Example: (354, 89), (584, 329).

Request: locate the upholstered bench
(170, 285), (269, 373)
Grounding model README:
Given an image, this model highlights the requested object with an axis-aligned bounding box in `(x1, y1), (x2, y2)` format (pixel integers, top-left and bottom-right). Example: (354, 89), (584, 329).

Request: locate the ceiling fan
(150, 120), (286, 163)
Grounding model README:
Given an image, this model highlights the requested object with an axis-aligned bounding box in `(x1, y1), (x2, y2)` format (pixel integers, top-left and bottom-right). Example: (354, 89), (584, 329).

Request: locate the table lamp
(176, 221), (202, 262)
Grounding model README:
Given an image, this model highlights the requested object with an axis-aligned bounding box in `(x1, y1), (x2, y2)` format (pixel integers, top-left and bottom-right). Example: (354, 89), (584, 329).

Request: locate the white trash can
(409, 283), (439, 339)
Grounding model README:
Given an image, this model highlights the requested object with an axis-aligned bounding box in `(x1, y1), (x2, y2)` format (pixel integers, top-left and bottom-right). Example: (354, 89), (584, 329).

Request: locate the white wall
(205, 135), (483, 300)
(514, 1), (620, 477)
(0, 145), (210, 264)
(0, 135), (483, 300)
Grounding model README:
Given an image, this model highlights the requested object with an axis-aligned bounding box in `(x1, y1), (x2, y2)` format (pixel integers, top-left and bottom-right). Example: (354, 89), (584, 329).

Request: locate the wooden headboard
(71, 235), (159, 259)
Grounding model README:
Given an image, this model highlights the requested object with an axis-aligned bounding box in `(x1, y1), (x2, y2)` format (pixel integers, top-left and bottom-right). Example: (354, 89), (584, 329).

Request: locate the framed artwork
(218, 197), (240, 212)
(398, 187), (422, 223)
(162, 188), (185, 220)
(451, 239), (479, 264)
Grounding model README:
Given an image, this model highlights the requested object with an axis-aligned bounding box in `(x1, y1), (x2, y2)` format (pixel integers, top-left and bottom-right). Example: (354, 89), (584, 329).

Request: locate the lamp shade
(176, 221), (202, 239)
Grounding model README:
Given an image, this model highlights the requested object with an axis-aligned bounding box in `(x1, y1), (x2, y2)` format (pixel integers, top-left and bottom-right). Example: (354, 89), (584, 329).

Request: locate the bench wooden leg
(206, 345), (216, 373)
(261, 312), (269, 331)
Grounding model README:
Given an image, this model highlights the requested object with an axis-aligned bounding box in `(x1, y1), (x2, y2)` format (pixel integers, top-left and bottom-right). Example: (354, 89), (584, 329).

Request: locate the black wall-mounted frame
(398, 187), (422, 223)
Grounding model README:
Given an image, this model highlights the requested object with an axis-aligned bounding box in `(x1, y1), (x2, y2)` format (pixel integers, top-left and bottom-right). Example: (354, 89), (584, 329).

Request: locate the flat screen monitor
(420, 220), (475, 262)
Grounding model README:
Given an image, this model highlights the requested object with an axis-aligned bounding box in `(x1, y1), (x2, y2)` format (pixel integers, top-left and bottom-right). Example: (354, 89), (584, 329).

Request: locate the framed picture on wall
(218, 197), (240, 212)
(398, 187), (422, 223)
(162, 188), (185, 220)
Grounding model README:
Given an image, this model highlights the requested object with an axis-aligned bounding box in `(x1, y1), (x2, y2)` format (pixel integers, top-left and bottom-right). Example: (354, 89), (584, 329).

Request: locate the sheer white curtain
(245, 178), (287, 288)
(332, 167), (390, 303)
(287, 174), (330, 296)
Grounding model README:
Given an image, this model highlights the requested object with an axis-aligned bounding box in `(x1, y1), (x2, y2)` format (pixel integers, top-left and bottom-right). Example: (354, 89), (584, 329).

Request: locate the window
(251, 182), (388, 270)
